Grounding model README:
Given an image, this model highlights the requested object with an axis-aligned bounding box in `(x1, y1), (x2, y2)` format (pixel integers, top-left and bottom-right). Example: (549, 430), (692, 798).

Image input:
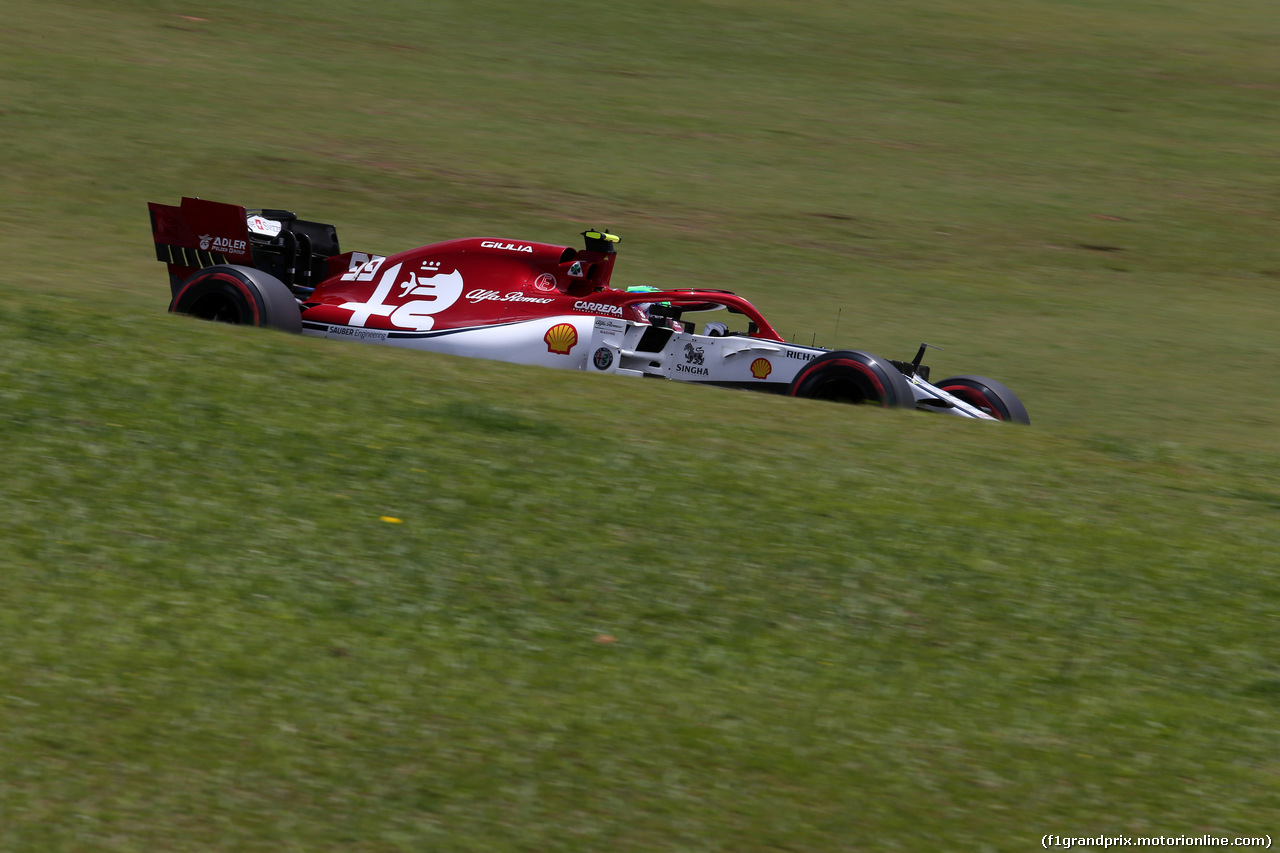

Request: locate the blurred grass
(2, 0), (1279, 849)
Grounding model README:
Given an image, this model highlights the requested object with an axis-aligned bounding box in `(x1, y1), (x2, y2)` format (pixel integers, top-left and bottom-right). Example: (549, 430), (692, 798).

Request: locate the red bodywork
(149, 197), (784, 341)
(302, 239), (641, 332)
(150, 196), (255, 275)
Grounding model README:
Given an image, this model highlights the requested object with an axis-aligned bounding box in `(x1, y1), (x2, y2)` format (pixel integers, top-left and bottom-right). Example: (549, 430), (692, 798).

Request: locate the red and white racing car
(148, 197), (1029, 422)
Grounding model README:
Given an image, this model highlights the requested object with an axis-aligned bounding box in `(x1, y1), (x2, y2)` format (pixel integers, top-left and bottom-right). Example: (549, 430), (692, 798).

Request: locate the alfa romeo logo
(593, 347), (614, 370)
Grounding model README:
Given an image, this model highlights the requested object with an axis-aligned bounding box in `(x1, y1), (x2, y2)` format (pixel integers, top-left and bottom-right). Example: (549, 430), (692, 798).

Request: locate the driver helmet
(626, 286), (682, 332)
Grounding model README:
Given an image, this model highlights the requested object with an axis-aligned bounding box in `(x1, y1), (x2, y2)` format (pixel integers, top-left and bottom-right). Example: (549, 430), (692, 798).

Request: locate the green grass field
(2, 1), (1278, 849)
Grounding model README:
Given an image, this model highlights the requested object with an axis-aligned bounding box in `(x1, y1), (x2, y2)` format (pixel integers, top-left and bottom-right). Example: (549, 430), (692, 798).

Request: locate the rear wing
(148, 197), (340, 296)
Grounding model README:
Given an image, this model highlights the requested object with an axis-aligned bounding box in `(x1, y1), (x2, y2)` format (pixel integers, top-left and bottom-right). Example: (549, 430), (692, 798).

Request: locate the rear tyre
(169, 265), (301, 333)
(935, 375), (1030, 424)
(787, 350), (914, 408)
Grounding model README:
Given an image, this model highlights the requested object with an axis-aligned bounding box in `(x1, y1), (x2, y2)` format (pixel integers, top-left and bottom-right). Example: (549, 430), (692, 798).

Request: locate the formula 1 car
(148, 196), (1029, 422)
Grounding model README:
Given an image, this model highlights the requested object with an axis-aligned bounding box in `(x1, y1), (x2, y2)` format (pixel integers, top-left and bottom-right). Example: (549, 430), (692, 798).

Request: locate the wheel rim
(809, 375), (871, 404)
(186, 290), (249, 323)
(942, 385), (1004, 419)
(802, 360), (887, 405)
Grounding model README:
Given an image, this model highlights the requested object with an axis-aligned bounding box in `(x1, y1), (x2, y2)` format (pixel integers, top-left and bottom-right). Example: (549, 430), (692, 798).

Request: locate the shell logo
(750, 358), (772, 379)
(544, 323), (578, 355)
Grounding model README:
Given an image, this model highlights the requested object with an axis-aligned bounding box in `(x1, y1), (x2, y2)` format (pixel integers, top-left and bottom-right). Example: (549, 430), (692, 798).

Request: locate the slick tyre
(935, 375), (1030, 424)
(787, 350), (914, 408)
(169, 265), (301, 333)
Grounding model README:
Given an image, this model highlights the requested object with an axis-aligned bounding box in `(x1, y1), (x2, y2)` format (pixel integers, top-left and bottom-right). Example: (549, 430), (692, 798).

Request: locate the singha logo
(684, 343), (705, 365)
(198, 234), (212, 251)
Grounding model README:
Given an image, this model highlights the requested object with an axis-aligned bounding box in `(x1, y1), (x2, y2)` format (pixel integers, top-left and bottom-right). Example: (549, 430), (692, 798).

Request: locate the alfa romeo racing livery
(148, 196), (1030, 422)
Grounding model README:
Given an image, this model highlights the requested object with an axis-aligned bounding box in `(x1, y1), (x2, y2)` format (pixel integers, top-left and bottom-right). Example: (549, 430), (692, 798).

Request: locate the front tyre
(169, 265), (301, 333)
(787, 350), (914, 408)
(935, 375), (1030, 424)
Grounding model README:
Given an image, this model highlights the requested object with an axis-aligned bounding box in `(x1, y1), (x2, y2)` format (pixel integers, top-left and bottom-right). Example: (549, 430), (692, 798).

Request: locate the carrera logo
(573, 300), (622, 317)
(481, 241), (534, 253)
(198, 234), (247, 254)
(544, 323), (578, 355)
(750, 358), (773, 380)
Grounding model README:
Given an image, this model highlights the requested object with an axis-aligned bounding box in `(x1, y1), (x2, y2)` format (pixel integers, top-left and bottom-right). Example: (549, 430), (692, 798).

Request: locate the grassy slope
(2, 0), (1278, 849)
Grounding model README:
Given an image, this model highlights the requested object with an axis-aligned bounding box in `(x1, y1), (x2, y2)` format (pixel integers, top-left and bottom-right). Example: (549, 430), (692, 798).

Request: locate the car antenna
(811, 332), (816, 347)
(833, 308), (842, 344)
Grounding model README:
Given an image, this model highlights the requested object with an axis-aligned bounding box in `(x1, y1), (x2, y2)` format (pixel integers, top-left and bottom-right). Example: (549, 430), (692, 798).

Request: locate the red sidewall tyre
(787, 350), (914, 408)
(170, 265), (301, 333)
(936, 375), (1030, 424)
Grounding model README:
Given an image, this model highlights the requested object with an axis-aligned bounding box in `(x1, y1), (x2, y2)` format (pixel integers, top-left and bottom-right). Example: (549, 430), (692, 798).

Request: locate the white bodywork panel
(302, 315), (996, 418)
